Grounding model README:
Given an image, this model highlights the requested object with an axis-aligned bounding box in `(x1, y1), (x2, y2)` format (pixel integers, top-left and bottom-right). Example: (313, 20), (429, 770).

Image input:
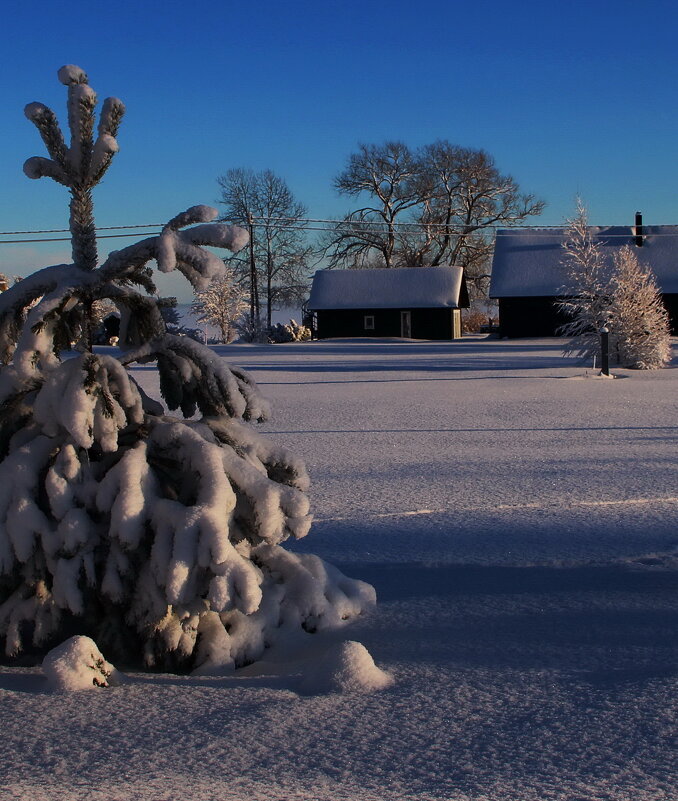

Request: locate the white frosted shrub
(607, 246), (671, 369)
(268, 319), (312, 343)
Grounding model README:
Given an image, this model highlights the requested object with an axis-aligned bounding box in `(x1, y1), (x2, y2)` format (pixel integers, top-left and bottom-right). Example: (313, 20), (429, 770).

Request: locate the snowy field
(2, 336), (677, 801)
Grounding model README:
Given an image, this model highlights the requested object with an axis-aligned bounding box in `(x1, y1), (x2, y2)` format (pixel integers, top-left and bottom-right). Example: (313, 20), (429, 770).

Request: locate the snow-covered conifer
(191, 266), (247, 343)
(0, 66), (374, 672)
(607, 245), (671, 369)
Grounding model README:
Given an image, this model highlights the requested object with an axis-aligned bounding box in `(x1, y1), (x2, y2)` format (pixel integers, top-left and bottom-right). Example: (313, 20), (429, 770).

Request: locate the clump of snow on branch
(0, 65), (375, 672)
(42, 635), (123, 691)
(156, 206), (250, 291)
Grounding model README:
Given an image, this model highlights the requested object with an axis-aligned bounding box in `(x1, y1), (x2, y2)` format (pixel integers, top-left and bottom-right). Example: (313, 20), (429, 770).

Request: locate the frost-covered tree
(191, 266), (247, 343)
(557, 199), (612, 362)
(0, 65), (373, 672)
(607, 245), (671, 369)
(559, 201), (671, 370)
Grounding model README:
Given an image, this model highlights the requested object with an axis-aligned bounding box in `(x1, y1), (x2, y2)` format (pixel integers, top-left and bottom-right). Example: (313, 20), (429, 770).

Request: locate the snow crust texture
(2, 338), (678, 801)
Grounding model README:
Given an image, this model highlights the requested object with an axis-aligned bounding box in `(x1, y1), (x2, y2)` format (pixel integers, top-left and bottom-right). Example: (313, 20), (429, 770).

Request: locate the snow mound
(301, 640), (393, 695)
(42, 636), (123, 691)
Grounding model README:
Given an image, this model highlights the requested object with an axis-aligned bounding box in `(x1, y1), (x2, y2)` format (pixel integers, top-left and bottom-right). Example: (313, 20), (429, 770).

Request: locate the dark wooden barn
(307, 266), (470, 340)
(490, 220), (678, 337)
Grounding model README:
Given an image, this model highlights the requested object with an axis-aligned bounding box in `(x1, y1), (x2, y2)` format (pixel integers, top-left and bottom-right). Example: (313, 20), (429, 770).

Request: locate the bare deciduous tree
(325, 140), (544, 293)
(217, 169), (311, 328)
(328, 142), (421, 269)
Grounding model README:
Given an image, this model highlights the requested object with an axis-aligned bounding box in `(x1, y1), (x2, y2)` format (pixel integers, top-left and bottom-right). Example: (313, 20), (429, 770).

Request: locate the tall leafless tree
(217, 169), (312, 328)
(325, 141), (544, 301)
(327, 142), (421, 269)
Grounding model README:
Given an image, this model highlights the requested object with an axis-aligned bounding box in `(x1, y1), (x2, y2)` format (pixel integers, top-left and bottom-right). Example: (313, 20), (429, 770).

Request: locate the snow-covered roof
(308, 266), (466, 309)
(490, 226), (678, 297)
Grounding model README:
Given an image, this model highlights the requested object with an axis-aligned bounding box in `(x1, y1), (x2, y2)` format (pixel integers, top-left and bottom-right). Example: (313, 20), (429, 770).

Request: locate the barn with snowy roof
(490, 217), (678, 337)
(307, 265), (470, 340)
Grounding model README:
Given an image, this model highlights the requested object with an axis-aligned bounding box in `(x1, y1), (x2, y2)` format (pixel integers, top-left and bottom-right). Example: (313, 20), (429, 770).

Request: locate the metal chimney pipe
(635, 211), (643, 246)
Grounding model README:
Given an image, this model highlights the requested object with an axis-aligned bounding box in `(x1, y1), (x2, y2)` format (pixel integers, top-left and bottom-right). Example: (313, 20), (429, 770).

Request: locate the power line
(0, 218), (491, 237)
(248, 215), (573, 232)
(2, 217), (677, 246)
(494, 230), (678, 237)
(0, 231), (164, 244)
(0, 217), (575, 238)
(247, 215), (678, 233)
(0, 223), (165, 235)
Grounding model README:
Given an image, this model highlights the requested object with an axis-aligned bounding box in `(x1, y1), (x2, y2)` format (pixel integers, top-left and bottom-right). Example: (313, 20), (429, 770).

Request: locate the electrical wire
(0, 232), (164, 244)
(0, 223), (164, 235)
(1, 217), (676, 245)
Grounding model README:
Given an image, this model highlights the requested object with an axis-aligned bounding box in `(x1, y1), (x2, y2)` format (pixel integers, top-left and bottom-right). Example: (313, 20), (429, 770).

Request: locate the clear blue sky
(2, 0), (678, 299)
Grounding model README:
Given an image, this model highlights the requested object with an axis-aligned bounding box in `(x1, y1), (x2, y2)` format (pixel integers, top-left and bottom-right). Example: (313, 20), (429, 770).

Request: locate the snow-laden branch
(101, 206), (248, 291)
(119, 334), (270, 422)
(0, 205), (247, 365)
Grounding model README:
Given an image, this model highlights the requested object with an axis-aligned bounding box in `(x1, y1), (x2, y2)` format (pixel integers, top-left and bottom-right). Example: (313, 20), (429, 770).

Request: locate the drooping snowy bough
(0, 66), (374, 672)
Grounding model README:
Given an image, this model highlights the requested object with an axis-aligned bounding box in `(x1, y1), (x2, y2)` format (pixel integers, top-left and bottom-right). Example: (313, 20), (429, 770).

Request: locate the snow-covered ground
(2, 337), (677, 801)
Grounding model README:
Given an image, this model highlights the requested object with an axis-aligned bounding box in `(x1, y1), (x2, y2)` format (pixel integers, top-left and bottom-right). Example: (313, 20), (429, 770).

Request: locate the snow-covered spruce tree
(0, 65), (374, 671)
(607, 245), (671, 369)
(191, 266), (247, 344)
(557, 199), (612, 363)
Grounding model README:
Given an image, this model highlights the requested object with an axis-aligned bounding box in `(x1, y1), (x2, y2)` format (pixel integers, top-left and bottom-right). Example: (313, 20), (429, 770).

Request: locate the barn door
(400, 310), (412, 338)
(452, 308), (462, 339)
